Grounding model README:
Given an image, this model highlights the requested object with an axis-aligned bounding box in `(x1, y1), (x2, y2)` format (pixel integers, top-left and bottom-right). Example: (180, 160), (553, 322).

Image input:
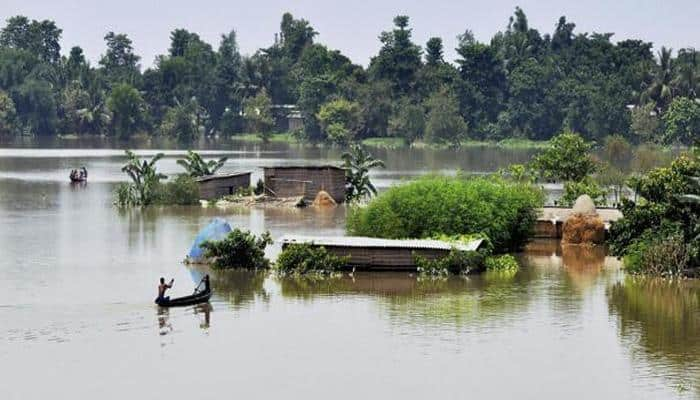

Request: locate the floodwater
(1, 139), (699, 399)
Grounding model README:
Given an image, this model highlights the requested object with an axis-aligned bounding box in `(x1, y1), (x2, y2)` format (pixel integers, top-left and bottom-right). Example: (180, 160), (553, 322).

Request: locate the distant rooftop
(195, 171), (252, 183)
(264, 165), (345, 170)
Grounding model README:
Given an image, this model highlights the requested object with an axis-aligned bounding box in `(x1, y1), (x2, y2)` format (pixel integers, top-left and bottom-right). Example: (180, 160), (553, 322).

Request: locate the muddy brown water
(0, 139), (698, 399)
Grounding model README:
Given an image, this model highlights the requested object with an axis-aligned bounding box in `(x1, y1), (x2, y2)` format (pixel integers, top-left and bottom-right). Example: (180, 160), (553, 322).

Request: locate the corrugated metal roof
(195, 171), (252, 183)
(264, 165), (345, 171)
(280, 235), (484, 252)
(538, 207), (623, 222)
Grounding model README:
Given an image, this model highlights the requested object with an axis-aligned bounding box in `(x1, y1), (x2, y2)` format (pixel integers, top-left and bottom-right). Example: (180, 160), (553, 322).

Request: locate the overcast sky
(3, 0), (699, 68)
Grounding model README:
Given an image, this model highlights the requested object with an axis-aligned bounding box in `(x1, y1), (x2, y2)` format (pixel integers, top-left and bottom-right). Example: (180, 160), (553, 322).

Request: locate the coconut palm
(674, 48), (700, 99)
(176, 150), (228, 177)
(641, 47), (675, 112)
(341, 144), (385, 202)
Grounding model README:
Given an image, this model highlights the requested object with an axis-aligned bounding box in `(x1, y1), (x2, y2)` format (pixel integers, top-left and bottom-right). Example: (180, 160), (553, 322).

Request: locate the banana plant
(176, 150), (228, 177)
(342, 144), (385, 202)
(121, 150), (166, 205)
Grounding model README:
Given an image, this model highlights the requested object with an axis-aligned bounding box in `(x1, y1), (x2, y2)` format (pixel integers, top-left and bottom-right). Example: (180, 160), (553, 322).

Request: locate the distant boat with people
(69, 167), (88, 183)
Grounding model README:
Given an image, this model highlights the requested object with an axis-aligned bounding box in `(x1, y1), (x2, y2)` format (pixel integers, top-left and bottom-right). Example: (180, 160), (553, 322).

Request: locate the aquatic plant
(201, 229), (272, 270)
(176, 150), (228, 177)
(275, 243), (349, 275)
(484, 254), (520, 272)
(347, 176), (544, 252)
(414, 249), (486, 276)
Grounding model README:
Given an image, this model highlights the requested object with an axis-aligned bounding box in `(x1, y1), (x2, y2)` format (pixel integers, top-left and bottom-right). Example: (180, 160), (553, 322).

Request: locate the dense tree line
(0, 9), (698, 145)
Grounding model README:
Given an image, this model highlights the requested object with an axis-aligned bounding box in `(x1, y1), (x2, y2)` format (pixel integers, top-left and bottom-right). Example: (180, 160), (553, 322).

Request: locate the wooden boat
(70, 175), (87, 183)
(155, 288), (212, 307)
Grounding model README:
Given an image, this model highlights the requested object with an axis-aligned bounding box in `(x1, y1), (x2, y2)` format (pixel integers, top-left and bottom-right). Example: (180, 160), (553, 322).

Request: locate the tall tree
(99, 32), (141, 85)
(369, 15), (422, 96)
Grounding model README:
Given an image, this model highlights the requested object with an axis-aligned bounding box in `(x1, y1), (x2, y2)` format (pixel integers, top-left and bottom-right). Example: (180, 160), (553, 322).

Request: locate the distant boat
(69, 169), (88, 183)
(69, 174), (87, 183)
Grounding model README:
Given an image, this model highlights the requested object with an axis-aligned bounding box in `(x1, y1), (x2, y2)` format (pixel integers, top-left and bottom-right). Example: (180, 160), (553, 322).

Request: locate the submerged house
(281, 235), (485, 271)
(196, 172), (252, 200)
(263, 165), (346, 203)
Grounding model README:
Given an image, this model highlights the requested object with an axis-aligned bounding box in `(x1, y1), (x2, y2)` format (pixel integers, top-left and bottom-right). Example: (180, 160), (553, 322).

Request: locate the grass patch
(230, 132), (298, 143)
(361, 137), (408, 149)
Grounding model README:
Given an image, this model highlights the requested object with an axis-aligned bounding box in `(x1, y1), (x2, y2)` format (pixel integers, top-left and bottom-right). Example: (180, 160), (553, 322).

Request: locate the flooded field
(1, 139), (698, 399)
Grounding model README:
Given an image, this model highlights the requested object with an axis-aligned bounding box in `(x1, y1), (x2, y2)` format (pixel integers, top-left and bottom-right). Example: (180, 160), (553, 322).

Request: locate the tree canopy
(0, 9), (698, 145)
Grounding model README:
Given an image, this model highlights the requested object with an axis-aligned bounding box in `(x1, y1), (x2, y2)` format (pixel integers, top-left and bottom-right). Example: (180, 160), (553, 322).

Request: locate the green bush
(201, 229), (272, 270)
(560, 177), (608, 207)
(484, 254), (520, 272)
(154, 174), (200, 205)
(415, 249), (485, 276)
(275, 243), (349, 274)
(347, 176), (544, 251)
(623, 232), (691, 276)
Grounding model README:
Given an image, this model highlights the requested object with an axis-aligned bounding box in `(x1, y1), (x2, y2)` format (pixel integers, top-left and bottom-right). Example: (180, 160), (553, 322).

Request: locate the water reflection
(608, 277), (700, 394)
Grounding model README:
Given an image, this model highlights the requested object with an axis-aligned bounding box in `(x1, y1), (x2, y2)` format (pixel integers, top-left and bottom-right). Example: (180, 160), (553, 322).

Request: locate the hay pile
(561, 195), (605, 245)
(312, 190), (337, 207)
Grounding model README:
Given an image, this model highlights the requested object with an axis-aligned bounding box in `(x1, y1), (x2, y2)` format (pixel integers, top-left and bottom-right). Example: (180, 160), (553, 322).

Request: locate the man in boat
(157, 277), (174, 303)
(80, 166), (88, 179)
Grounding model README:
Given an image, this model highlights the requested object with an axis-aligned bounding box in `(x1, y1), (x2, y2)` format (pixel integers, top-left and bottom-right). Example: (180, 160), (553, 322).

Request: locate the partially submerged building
(281, 235), (485, 271)
(263, 165), (346, 203)
(196, 172), (252, 200)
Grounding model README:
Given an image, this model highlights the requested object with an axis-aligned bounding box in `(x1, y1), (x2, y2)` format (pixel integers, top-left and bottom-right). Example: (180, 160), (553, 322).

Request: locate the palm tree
(176, 150), (228, 177)
(674, 48), (700, 99)
(121, 150), (167, 205)
(641, 47), (675, 112)
(341, 144), (385, 202)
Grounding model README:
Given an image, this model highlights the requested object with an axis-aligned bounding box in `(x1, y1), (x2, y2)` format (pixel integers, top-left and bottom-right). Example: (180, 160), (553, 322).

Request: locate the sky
(2, 0), (700, 68)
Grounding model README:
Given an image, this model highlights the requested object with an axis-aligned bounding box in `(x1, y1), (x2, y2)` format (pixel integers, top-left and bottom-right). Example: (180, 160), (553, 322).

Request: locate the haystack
(561, 195), (605, 245)
(312, 190), (337, 207)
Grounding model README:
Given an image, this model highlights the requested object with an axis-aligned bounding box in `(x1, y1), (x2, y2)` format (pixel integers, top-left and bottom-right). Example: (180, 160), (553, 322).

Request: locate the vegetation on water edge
(415, 249), (486, 276)
(1, 10), (699, 149)
(347, 176), (544, 252)
(609, 150), (700, 276)
(275, 243), (349, 275)
(484, 254), (520, 272)
(201, 229), (272, 270)
(114, 150), (200, 206)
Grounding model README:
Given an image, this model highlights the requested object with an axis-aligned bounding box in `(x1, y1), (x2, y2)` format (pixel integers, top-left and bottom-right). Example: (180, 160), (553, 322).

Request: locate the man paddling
(156, 277), (174, 303)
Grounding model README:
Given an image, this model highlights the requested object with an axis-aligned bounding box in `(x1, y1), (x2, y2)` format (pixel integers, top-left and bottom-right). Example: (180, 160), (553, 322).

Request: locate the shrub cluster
(115, 174), (200, 206)
(414, 249), (486, 276)
(484, 254), (520, 272)
(275, 243), (349, 275)
(201, 229), (272, 270)
(347, 176), (544, 251)
(609, 153), (700, 276)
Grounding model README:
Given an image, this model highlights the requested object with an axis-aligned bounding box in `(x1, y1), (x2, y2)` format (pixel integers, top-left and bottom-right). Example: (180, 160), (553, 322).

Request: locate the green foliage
(424, 86), (468, 147)
(0, 89), (17, 135)
(176, 150), (227, 177)
(609, 152), (700, 275)
(114, 150), (166, 207)
(106, 84), (145, 139)
(415, 249), (486, 276)
(389, 99), (425, 143)
(153, 174), (200, 205)
(531, 132), (597, 182)
(201, 229), (272, 270)
(275, 243), (349, 274)
(243, 88), (273, 140)
(160, 99), (200, 142)
(484, 254), (520, 272)
(560, 177), (608, 207)
(662, 97), (700, 145)
(342, 144), (385, 202)
(316, 98), (361, 145)
(254, 178), (265, 195)
(498, 163), (536, 184)
(347, 176), (544, 251)
(630, 103), (661, 142)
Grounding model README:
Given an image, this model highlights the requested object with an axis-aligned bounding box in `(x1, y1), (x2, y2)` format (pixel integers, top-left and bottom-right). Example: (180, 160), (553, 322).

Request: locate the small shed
(196, 172), (252, 200)
(280, 235), (485, 271)
(264, 165), (346, 203)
